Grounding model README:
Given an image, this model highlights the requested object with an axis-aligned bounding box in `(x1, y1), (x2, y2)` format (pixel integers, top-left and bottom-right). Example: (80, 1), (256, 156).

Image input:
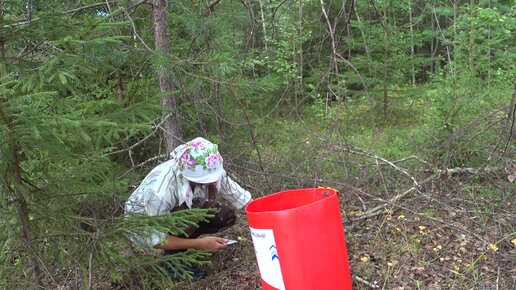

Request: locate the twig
(226, 87), (264, 172)
(105, 113), (172, 156)
(335, 52), (370, 98)
(371, 155), (430, 167)
(355, 193), (367, 211)
(351, 209), (389, 221)
(123, 9), (154, 52)
(353, 274), (379, 289)
(496, 266), (500, 290)
(372, 199), (488, 244)
(336, 146), (420, 189)
(353, 175), (436, 221)
(118, 154), (167, 178)
(88, 253), (93, 289)
(376, 158), (389, 196)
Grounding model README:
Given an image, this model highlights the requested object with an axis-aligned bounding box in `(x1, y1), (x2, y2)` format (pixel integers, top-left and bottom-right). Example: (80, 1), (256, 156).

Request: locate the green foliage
(1, 0), (515, 288)
(0, 1), (211, 288)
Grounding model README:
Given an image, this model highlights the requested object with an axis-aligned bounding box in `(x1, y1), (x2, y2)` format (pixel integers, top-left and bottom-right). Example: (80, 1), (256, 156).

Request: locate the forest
(0, 0), (515, 289)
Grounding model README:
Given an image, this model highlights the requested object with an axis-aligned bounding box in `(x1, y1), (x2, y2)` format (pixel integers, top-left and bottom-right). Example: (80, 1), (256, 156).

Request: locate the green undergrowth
(254, 81), (513, 178)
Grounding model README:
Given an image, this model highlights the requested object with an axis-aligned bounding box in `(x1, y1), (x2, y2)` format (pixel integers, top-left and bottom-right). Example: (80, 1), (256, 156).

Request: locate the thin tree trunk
(452, 0), (458, 99)
(295, 0), (304, 107)
(383, 45), (388, 119)
(468, 0), (475, 76)
(258, 0), (268, 54)
(320, 0), (340, 104)
(430, 12), (435, 73)
(487, 0), (492, 83)
(382, 3), (389, 119)
(0, 37), (43, 288)
(408, 0), (415, 86)
(152, 0), (182, 153)
(116, 73), (124, 101)
(354, 4), (371, 71)
(11, 150), (43, 287)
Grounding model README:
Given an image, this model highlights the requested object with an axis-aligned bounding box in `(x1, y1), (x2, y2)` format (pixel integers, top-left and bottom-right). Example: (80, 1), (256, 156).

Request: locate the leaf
(488, 243), (499, 251)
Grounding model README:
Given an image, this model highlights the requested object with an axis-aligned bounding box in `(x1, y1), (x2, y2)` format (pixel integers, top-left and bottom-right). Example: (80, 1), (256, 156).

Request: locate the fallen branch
(435, 165), (504, 177)
(334, 146), (421, 189)
(352, 164), (504, 221)
(352, 175), (436, 221)
(353, 274), (379, 289)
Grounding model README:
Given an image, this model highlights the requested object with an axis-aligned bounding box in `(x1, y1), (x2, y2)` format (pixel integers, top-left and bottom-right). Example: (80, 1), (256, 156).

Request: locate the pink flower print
(205, 153), (220, 169)
(191, 140), (205, 150)
(191, 140), (202, 147)
(181, 152), (196, 167)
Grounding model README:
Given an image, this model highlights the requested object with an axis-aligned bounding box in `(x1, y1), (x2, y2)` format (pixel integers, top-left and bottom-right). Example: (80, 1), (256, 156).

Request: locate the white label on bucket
(249, 227), (285, 290)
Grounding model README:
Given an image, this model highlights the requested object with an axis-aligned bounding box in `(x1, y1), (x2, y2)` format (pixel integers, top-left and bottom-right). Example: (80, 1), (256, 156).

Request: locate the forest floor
(172, 175), (515, 290)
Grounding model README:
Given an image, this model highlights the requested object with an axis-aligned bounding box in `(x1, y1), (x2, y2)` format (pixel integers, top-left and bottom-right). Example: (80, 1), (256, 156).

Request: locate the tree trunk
(408, 0), (415, 86)
(0, 37), (43, 288)
(468, 0), (475, 76)
(430, 12), (435, 73)
(382, 4), (389, 119)
(152, 0), (182, 153)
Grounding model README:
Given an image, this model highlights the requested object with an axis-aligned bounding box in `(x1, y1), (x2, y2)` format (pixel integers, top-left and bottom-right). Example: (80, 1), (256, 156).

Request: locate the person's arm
(219, 174), (252, 209)
(154, 235), (228, 252)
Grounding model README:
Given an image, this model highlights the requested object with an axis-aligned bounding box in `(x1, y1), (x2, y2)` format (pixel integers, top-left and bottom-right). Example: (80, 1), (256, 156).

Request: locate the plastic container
(245, 188), (352, 290)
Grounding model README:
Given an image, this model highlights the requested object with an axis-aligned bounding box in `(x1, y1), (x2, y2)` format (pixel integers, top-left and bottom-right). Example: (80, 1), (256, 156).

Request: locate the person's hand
(197, 236), (228, 252)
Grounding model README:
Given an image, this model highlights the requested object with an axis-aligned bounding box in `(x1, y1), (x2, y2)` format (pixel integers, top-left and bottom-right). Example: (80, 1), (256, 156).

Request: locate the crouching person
(124, 137), (252, 279)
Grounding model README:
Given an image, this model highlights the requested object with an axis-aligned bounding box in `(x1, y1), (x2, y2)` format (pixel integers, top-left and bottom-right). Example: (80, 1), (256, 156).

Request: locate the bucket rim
(245, 187), (338, 214)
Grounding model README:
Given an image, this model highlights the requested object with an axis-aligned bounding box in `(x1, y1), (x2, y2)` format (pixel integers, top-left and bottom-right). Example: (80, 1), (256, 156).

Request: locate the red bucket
(245, 188), (352, 290)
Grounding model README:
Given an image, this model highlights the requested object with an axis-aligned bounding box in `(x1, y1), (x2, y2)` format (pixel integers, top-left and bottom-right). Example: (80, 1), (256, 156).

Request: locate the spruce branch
(106, 113), (172, 157)
(3, 2), (117, 27)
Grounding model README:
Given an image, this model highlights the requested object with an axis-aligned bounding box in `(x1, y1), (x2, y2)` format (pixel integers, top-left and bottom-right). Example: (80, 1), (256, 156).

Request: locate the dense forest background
(1, 0), (514, 289)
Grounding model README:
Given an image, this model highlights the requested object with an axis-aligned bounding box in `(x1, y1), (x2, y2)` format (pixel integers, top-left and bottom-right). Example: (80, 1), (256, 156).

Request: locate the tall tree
(151, 0), (182, 153)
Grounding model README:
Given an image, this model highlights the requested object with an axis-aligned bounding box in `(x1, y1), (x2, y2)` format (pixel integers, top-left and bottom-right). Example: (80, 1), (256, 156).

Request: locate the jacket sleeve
(125, 160), (178, 247)
(219, 173), (252, 209)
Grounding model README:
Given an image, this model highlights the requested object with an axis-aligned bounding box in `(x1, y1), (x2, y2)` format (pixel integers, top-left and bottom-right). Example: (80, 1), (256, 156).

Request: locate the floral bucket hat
(169, 137), (225, 207)
(178, 137), (224, 183)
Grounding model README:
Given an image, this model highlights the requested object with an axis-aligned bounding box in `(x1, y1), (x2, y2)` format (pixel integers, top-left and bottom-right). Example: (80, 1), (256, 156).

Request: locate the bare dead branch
(353, 274), (380, 288)
(106, 113), (173, 156)
(123, 8), (155, 53)
(337, 146), (421, 189)
(118, 154), (168, 179)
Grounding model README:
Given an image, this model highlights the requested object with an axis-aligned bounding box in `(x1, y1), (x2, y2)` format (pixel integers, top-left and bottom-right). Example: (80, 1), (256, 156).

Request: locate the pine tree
(0, 1), (212, 288)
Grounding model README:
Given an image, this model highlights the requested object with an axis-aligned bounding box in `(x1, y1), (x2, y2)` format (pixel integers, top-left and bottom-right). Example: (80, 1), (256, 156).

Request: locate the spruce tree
(0, 1), (212, 288)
